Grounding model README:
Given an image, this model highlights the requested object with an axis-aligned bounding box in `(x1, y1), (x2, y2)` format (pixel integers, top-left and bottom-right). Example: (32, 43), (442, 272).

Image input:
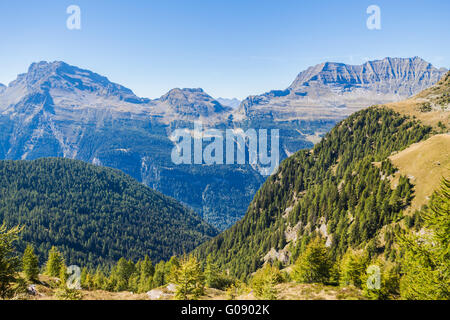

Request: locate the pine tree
(22, 244), (40, 282)
(174, 255), (205, 300)
(361, 258), (400, 300)
(339, 248), (368, 288)
(93, 267), (106, 290)
(251, 264), (283, 300)
(166, 256), (180, 284)
(140, 256), (155, 279)
(45, 246), (64, 277)
(152, 261), (166, 288)
(80, 267), (88, 289)
(59, 263), (68, 288)
(137, 256), (154, 293)
(292, 238), (332, 284)
(205, 254), (221, 288)
(0, 224), (22, 299)
(110, 258), (135, 292)
(397, 178), (450, 299)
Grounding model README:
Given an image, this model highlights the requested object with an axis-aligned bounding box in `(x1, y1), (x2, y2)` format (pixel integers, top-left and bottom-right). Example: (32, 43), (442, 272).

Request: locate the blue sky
(0, 0), (449, 99)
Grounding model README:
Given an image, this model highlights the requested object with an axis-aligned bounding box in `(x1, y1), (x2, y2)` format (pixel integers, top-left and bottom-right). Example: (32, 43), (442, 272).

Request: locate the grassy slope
(385, 71), (449, 129)
(389, 134), (450, 212)
(384, 71), (450, 212)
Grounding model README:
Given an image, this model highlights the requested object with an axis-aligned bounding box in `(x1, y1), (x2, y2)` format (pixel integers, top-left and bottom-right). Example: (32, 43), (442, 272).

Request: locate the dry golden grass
(384, 99), (449, 129)
(17, 274), (365, 300)
(384, 71), (450, 129)
(389, 134), (450, 213)
(272, 283), (363, 300)
(19, 274), (147, 300)
(200, 283), (364, 301)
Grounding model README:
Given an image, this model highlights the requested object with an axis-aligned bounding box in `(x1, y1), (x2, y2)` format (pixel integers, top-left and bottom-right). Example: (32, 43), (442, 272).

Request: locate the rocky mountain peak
(159, 87), (230, 117)
(8, 61), (148, 104)
(239, 57), (447, 119)
(289, 57), (447, 95)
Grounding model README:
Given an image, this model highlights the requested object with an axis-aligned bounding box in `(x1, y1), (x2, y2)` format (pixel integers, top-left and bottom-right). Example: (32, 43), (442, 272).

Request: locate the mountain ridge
(237, 57), (447, 121)
(6, 61), (149, 104)
(290, 57), (446, 90)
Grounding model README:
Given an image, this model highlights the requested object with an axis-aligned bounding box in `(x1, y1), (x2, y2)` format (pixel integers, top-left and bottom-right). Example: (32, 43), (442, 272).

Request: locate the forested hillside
(0, 158), (217, 268)
(195, 107), (433, 279)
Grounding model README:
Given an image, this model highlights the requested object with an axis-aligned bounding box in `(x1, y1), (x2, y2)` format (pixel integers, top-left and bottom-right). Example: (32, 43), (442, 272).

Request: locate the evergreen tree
(59, 263), (68, 288)
(0, 158), (217, 270)
(166, 256), (181, 284)
(84, 272), (94, 291)
(251, 264), (283, 300)
(93, 267), (106, 290)
(361, 259), (400, 300)
(0, 224), (22, 299)
(45, 246), (64, 277)
(152, 261), (166, 288)
(174, 255), (205, 300)
(205, 254), (221, 289)
(110, 258), (136, 292)
(22, 244), (39, 282)
(397, 178), (450, 300)
(292, 238), (332, 284)
(339, 249), (368, 288)
(80, 267), (88, 289)
(137, 256), (154, 293)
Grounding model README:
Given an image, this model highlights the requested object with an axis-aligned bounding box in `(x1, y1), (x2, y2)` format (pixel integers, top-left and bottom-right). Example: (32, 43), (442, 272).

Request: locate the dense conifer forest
(0, 158), (217, 268)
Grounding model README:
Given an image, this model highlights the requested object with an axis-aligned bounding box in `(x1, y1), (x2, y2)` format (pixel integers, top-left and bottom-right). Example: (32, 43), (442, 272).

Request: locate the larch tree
(22, 244), (40, 282)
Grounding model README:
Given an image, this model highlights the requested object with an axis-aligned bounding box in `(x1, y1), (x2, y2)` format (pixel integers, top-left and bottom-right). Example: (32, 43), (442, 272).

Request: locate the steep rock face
(238, 57), (447, 120)
(290, 57), (446, 95)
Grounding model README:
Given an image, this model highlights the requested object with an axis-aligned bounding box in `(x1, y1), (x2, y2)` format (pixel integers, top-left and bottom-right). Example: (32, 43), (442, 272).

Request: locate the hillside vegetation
(0, 158), (217, 268)
(195, 107), (433, 279)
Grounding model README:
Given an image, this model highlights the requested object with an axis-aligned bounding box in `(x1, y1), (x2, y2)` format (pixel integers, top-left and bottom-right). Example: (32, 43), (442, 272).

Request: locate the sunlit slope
(389, 133), (450, 212)
(385, 71), (450, 129)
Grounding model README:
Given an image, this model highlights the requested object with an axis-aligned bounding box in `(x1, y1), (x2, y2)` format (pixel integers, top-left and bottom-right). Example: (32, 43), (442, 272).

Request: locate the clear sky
(0, 0), (449, 99)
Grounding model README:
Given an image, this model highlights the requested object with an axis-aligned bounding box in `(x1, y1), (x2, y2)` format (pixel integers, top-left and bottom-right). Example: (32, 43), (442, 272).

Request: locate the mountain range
(0, 57), (446, 230)
(236, 57), (447, 121)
